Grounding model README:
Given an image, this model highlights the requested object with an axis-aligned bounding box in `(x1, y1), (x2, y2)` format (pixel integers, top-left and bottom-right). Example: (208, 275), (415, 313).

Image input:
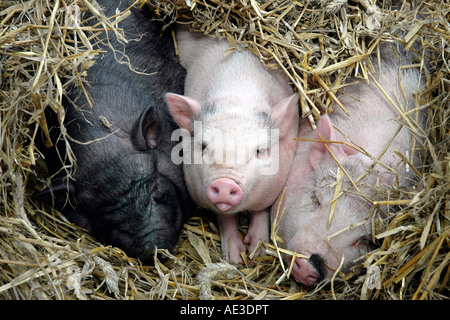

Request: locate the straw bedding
(0, 0), (448, 300)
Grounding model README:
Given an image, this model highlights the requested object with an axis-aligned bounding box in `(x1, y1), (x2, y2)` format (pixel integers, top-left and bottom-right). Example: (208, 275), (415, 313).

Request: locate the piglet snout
(291, 254), (326, 285)
(206, 178), (243, 212)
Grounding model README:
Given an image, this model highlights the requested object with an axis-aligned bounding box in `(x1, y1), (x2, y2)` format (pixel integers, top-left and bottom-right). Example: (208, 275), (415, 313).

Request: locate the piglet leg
(244, 210), (269, 258)
(216, 213), (246, 264)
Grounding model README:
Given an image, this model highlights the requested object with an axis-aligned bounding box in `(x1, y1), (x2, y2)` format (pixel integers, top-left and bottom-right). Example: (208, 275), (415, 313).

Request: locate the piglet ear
(165, 93), (201, 133)
(272, 93), (299, 139)
(133, 105), (161, 150)
(309, 115), (356, 170)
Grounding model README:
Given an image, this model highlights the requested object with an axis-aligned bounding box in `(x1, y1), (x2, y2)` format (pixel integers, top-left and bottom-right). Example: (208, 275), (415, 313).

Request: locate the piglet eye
(152, 191), (168, 204)
(256, 148), (263, 157)
(352, 236), (370, 247)
(256, 147), (268, 158)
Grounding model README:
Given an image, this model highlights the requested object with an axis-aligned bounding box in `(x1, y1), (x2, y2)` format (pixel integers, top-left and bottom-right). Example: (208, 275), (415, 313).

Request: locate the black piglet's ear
(133, 105), (161, 150)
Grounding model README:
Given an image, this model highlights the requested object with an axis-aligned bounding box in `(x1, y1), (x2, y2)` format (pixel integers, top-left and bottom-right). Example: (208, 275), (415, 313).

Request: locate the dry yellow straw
(331, 255), (345, 300)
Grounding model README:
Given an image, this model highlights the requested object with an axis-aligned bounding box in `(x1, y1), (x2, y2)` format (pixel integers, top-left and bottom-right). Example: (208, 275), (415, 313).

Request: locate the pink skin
(216, 214), (246, 263)
(243, 210), (270, 257)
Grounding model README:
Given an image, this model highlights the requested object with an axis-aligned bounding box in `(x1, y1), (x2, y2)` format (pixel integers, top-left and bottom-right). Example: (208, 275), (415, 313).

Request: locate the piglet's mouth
(215, 203), (233, 211)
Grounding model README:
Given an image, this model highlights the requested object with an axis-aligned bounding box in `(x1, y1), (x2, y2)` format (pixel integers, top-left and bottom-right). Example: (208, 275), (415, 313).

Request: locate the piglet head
(165, 92), (299, 214)
(284, 115), (376, 285)
(37, 105), (193, 265)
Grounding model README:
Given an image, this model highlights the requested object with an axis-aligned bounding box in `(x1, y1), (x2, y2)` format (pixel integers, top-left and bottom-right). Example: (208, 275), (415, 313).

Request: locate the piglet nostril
(309, 254), (326, 282)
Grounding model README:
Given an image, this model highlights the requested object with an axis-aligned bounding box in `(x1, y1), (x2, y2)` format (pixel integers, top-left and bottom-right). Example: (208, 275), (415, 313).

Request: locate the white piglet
(271, 43), (425, 285)
(166, 27), (299, 263)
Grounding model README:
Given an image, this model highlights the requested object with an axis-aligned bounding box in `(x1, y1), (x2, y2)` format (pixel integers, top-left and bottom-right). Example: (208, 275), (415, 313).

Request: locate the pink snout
(291, 254), (326, 285)
(206, 178), (243, 212)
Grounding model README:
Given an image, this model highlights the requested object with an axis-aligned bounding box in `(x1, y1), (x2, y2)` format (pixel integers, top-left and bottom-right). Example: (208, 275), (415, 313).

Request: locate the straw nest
(0, 0), (448, 300)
